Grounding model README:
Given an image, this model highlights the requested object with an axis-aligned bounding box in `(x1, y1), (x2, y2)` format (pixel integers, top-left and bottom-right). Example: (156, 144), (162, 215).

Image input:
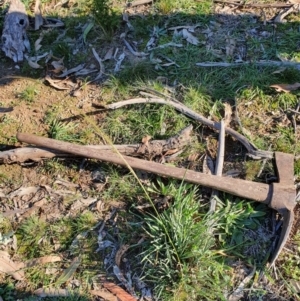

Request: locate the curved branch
(96, 97), (273, 159)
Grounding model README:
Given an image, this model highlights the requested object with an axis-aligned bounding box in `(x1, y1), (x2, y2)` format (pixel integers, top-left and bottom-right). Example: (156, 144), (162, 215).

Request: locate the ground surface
(0, 0), (300, 300)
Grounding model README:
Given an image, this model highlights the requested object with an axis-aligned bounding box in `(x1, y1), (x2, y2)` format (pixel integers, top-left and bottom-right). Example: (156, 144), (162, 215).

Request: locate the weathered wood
(1, 0), (30, 62)
(16, 132), (271, 203)
(0, 125), (192, 163)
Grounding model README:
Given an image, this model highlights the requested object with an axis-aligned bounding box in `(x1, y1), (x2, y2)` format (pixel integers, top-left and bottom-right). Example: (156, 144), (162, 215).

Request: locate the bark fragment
(1, 0), (30, 62)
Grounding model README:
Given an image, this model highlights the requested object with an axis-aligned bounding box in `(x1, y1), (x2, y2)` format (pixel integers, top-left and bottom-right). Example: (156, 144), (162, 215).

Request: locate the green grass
(139, 181), (230, 300)
(18, 86), (39, 103)
(47, 119), (80, 142)
(1, 0), (300, 299)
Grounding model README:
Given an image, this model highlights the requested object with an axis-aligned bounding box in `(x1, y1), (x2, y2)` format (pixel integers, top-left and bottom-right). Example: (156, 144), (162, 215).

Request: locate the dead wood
(0, 107), (13, 113)
(93, 97), (274, 159)
(16, 132), (271, 202)
(213, 0), (294, 8)
(0, 126), (192, 163)
(196, 60), (300, 70)
(1, 0), (30, 62)
(127, 0), (154, 7)
(209, 119), (225, 212)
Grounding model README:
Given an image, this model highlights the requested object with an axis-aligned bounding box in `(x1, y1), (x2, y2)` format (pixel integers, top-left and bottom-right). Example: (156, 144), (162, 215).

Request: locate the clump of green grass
(139, 181), (230, 300)
(18, 86), (39, 103)
(17, 216), (48, 258)
(92, 0), (120, 34)
(47, 119), (79, 142)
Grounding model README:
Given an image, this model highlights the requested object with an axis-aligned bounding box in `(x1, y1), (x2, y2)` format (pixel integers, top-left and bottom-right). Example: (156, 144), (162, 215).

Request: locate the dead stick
(3, 125), (192, 163)
(196, 60), (300, 69)
(127, 0), (154, 7)
(209, 119), (225, 212)
(96, 97), (273, 159)
(17, 133), (270, 203)
(213, 0), (293, 8)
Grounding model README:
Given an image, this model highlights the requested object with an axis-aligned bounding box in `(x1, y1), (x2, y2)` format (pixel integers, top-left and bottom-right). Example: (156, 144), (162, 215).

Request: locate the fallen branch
(0, 107), (13, 113)
(0, 126), (192, 163)
(94, 97), (273, 159)
(16, 133), (271, 202)
(196, 60), (300, 70)
(213, 0), (294, 9)
(127, 0), (154, 7)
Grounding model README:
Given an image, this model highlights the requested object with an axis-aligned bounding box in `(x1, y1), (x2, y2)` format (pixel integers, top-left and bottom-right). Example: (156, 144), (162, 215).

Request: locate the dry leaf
(91, 47), (105, 80)
(122, 13), (134, 31)
(161, 62), (176, 67)
(114, 53), (125, 73)
(75, 68), (97, 76)
(34, 288), (70, 297)
(58, 63), (85, 77)
(182, 28), (199, 46)
(44, 75), (70, 90)
(272, 67), (286, 74)
(27, 58), (42, 69)
(0, 251), (25, 281)
(90, 289), (117, 301)
(223, 103), (232, 126)
(82, 22), (94, 44)
(168, 25), (200, 31)
(25, 255), (62, 268)
(141, 135), (151, 144)
(43, 18), (64, 28)
(51, 59), (65, 73)
(70, 197), (97, 211)
(115, 244), (130, 267)
(104, 48), (114, 61)
(55, 256), (81, 286)
(8, 186), (39, 198)
(226, 37), (236, 56)
(203, 154), (215, 175)
(270, 83), (300, 92)
(103, 282), (138, 301)
(34, 36), (43, 52)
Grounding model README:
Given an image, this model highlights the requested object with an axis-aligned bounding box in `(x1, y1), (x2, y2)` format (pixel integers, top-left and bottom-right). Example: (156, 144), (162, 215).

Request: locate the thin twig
(213, 0), (293, 9)
(274, 5), (298, 23)
(127, 0), (153, 7)
(287, 108), (300, 116)
(97, 97), (274, 159)
(196, 60), (300, 70)
(209, 119), (225, 212)
(228, 267), (256, 301)
(123, 39), (148, 57)
(92, 48), (105, 80)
